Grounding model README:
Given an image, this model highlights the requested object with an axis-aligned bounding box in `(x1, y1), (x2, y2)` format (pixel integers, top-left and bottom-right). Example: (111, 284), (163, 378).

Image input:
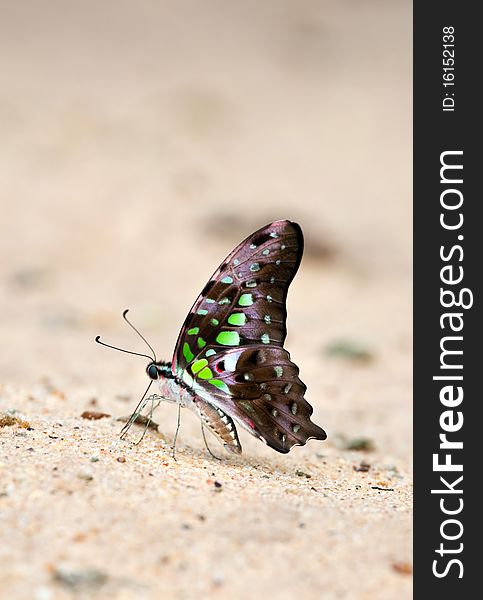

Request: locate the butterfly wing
(171, 219), (326, 453)
(172, 219), (303, 376)
(194, 346), (327, 453)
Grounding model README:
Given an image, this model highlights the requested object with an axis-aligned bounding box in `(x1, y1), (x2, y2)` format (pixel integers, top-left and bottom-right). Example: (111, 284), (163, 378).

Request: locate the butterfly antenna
(95, 336), (153, 361)
(122, 309), (157, 361)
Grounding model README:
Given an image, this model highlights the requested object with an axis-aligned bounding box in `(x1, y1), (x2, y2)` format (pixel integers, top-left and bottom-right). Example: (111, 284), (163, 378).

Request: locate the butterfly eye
(147, 363), (159, 380)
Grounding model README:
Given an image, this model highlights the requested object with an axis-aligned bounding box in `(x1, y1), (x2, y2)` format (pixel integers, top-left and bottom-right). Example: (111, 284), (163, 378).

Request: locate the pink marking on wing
(247, 419), (256, 430)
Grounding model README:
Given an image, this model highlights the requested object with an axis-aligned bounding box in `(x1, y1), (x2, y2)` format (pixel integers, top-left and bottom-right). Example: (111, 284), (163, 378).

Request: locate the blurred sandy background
(0, 1), (412, 599)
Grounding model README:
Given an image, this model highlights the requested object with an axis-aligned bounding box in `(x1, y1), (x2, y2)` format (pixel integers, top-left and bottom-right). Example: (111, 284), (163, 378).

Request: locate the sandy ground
(1, 1), (412, 598)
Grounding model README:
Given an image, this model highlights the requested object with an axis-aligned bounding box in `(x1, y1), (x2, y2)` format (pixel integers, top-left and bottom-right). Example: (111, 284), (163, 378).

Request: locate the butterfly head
(146, 361), (173, 381)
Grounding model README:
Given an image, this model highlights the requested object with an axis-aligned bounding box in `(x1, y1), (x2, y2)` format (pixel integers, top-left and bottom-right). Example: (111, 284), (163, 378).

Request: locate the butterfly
(97, 220), (327, 455)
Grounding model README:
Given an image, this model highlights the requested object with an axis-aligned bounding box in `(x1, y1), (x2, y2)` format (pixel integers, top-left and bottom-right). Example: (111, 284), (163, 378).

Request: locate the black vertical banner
(414, 2), (479, 597)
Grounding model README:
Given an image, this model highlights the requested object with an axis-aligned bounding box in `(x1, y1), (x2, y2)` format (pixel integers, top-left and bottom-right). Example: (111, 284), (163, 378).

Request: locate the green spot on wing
(209, 379), (230, 394)
(183, 343), (194, 362)
(216, 331), (240, 346)
(228, 313), (246, 326)
(205, 349), (216, 357)
(210, 318), (219, 326)
(191, 358), (208, 374)
(187, 327), (199, 335)
(221, 276), (233, 284)
(238, 293), (253, 307)
(197, 337), (207, 349)
(197, 309), (208, 316)
(198, 367), (213, 380)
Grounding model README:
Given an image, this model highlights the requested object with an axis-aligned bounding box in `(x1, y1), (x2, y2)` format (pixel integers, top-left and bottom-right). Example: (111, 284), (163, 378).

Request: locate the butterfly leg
(200, 423), (222, 461)
(171, 404), (182, 461)
(134, 395), (161, 445)
(120, 379), (156, 439)
(120, 392), (165, 440)
(120, 396), (151, 439)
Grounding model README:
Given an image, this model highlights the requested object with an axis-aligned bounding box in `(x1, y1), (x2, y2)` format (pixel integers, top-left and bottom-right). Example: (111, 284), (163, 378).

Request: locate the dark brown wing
(171, 220), (303, 376)
(189, 346), (327, 454)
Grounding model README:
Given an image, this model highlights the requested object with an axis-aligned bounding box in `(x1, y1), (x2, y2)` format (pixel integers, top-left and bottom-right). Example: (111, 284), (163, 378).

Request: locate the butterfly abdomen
(195, 398), (242, 454)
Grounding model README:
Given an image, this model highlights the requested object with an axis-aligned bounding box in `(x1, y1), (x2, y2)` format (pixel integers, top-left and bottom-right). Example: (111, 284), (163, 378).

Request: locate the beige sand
(1, 2), (412, 598)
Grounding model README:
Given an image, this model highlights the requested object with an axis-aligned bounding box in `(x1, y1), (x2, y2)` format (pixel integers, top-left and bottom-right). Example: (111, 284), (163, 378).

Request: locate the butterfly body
(140, 220), (327, 455)
(146, 363), (242, 452)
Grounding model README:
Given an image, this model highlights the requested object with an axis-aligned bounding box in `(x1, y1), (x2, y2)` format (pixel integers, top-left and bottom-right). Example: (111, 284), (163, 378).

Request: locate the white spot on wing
(224, 353), (239, 372)
(182, 371), (194, 387)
